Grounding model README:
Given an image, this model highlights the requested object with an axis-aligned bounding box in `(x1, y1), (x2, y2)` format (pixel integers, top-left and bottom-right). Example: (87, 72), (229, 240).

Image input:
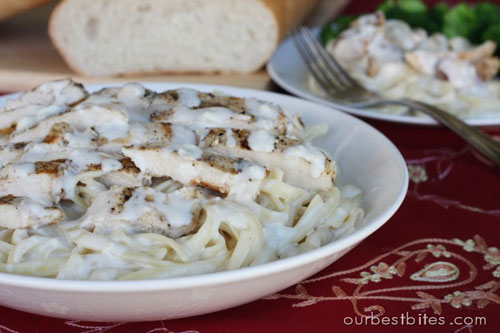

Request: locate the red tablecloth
(0, 110), (498, 332)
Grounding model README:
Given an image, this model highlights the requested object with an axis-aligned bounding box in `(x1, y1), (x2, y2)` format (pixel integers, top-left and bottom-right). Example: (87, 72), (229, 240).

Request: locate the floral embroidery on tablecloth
(63, 321), (200, 333)
(264, 235), (500, 317)
(407, 164), (428, 183)
(410, 261), (459, 282)
(405, 147), (500, 218)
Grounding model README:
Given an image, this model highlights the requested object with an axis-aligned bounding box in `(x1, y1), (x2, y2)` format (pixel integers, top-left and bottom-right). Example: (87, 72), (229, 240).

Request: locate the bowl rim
(0, 82), (409, 292)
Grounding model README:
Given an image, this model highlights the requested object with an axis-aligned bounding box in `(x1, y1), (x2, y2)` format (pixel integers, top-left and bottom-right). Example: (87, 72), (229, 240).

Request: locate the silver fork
(293, 26), (500, 167)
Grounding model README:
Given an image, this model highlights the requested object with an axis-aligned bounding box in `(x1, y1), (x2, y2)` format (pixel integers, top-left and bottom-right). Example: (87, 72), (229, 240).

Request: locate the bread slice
(0, 0), (51, 21)
(49, 0), (319, 77)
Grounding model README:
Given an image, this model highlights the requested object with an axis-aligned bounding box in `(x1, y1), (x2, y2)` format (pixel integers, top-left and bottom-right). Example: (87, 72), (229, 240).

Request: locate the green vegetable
(377, 0), (396, 13)
(482, 25), (500, 56)
(426, 3), (449, 34)
(320, 15), (357, 46)
(442, 3), (478, 40)
(474, 2), (500, 43)
(378, 0), (428, 29)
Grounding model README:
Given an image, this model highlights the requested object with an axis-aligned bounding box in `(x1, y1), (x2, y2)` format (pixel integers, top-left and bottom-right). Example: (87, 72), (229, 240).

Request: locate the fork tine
(301, 27), (362, 89)
(298, 27), (350, 90)
(292, 28), (345, 95)
(292, 28), (342, 95)
(293, 28), (343, 93)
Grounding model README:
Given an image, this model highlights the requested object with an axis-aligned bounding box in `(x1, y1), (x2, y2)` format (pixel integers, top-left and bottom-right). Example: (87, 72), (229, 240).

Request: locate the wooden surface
(0, 0), (349, 93)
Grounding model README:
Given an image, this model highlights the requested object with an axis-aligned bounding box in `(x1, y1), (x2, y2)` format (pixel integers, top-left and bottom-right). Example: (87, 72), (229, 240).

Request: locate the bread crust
(0, 0), (51, 21)
(48, 0), (83, 75)
(49, 0), (321, 77)
(256, 0), (322, 72)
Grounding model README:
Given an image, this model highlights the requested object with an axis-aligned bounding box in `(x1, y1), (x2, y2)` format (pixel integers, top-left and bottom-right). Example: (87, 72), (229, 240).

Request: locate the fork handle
(382, 98), (500, 167)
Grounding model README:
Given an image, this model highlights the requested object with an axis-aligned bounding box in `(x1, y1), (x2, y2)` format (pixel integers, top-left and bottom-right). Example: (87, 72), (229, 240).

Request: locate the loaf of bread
(0, 0), (51, 21)
(49, 0), (320, 76)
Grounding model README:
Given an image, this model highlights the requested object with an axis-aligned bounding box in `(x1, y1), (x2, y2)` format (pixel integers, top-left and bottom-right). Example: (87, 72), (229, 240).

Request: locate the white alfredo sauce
(248, 130), (275, 152)
(285, 144), (326, 178)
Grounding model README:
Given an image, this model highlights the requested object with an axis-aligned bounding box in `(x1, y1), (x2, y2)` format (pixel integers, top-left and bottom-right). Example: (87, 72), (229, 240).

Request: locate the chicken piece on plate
(437, 59), (480, 89)
(0, 121), (100, 168)
(0, 79), (88, 135)
(475, 57), (500, 81)
(0, 159), (68, 203)
(458, 41), (496, 62)
(10, 103), (129, 144)
(0, 142), (28, 168)
(97, 157), (147, 188)
(80, 186), (202, 238)
(99, 122), (197, 154)
(123, 144), (267, 200)
(0, 152), (143, 204)
(150, 89), (305, 137)
(0, 195), (64, 229)
(201, 128), (336, 191)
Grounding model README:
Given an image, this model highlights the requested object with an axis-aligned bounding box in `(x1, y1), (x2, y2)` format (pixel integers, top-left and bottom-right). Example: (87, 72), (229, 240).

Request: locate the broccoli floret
(474, 2), (500, 43)
(378, 0), (396, 13)
(379, 0), (428, 29)
(482, 25), (500, 56)
(442, 3), (478, 40)
(426, 3), (449, 34)
(320, 15), (357, 46)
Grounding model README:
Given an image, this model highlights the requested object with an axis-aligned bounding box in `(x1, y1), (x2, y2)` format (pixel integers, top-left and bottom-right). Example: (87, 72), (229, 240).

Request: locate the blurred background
(1, 0), (500, 92)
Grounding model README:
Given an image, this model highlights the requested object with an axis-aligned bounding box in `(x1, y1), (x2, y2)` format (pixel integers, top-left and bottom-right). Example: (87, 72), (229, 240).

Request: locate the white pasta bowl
(0, 82), (408, 322)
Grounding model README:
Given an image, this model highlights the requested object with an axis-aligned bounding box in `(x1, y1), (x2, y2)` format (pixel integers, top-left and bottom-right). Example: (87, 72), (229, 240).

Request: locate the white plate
(267, 29), (500, 126)
(0, 82), (408, 322)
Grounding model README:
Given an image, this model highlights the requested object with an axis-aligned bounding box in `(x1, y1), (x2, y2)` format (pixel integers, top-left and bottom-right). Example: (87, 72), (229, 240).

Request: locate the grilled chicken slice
(0, 195), (64, 229)
(0, 153), (142, 204)
(201, 128), (336, 191)
(80, 186), (201, 238)
(41, 122), (99, 149)
(0, 122), (99, 168)
(0, 79), (88, 135)
(0, 142), (28, 168)
(97, 157), (147, 188)
(0, 160), (67, 203)
(437, 59), (480, 89)
(99, 122), (197, 154)
(123, 145), (267, 200)
(78, 83), (155, 124)
(10, 103), (129, 144)
(404, 51), (440, 76)
(150, 89), (304, 137)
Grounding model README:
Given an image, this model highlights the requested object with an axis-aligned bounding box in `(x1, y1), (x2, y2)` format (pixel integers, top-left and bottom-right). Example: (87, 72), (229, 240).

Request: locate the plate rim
(0, 81), (409, 292)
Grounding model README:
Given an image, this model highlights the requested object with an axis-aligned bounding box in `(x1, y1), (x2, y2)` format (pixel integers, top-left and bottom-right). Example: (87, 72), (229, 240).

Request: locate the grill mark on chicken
(196, 93), (247, 114)
(114, 187), (134, 214)
(34, 159), (67, 175)
(12, 142), (28, 150)
(201, 128), (334, 191)
(199, 155), (241, 174)
(119, 157), (140, 174)
(42, 122), (72, 144)
(0, 124), (17, 136)
(155, 90), (179, 103)
(0, 194), (15, 204)
(191, 180), (229, 197)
